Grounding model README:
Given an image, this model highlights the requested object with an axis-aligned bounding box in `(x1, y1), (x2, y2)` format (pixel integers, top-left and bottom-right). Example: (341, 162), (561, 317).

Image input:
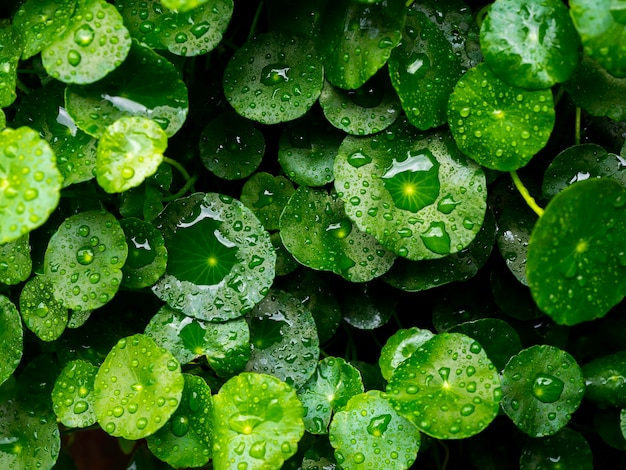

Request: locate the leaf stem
(575, 107), (581, 146)
(16, 78), (31, 95)
(509, 170), (544, 217)
(163, 157), (191, 181)
(162, 157), (197, 201)
(247, 1), (264, 42)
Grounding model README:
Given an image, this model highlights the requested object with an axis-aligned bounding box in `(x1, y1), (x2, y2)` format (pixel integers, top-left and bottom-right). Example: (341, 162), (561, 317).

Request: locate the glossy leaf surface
(152, 192), (276, 321)
(0, 235), (32, 285)
(519, 428), (592, 470)
(19, 274), (68, 342)
(0, 296), (22, 386)
(52, 359), (98, 428)
(527, 178), (626, 325)
(500, 345), (585, 437)
(379, 327), (435, 381)
(240, 172), (295, 231)
(120, 217), (168, 289)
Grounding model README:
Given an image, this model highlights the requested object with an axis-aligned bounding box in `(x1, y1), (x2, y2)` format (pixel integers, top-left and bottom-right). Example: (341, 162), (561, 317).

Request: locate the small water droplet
(73, 401), (88, 414)
(67, 50), (81, 67)
(136, 417), (148, 429)
(460, 404), (475, 416)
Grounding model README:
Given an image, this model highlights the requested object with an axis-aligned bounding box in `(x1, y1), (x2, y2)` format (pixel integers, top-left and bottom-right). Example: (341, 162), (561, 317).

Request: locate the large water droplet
(260, 63), (290, 86)
(249, 440), (267, 459)
(366, 414), (391, 437)
(420, 221), (451, 255)
(68, 50), (81, 67)
(136, 417), (148, 429)
(171, 416), (189, 437)
(460, 404), (475, 416)
(74, 24), (95, 46)
(76, 246), (95, 265)
(326, 218), (352, 239)
(437, 194), (460, 214)
(353, 452), (366, 464)
(347, 150), (372, 168)
(531, 373), (564, 403)
(191, 22), (210, 38)
(73, 401), (88, 414)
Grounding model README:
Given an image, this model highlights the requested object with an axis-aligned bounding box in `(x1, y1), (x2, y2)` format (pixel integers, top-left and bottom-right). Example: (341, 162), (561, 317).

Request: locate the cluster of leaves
(1, 0), (626, 468)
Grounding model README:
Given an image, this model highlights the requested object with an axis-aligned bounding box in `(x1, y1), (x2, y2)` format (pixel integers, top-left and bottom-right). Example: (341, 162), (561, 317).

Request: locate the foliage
(1, 0), (626, 468)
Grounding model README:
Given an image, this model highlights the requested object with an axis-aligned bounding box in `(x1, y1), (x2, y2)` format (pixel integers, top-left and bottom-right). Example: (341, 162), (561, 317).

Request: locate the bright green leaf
(0, 26), (22, 108)
(0, 295), (22, 387)
(500, 344), (585, 437)
(527, 178), (626, 325)
(379, 327), (435, 382)
(0, 235), (32, 285)
(52, 359), (98, 428)
(19, 274), (68, 342)
(93, 334), (184, 440)
(120, 217), (167, 289)
(447, 62), (555, 171)
(162, 0), (209, 12)
(240, 172), (295, 231)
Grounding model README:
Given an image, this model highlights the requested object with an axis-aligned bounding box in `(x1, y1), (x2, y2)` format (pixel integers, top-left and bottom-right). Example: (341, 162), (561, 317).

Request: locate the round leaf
(152, 192), (276, 321)
(0, 234), (32, 285)
(582, 350), (626, 408)
(44, 210), (128, 311)
(199, 111), (264, 180)
(116, 0), (233, 56)
(223, 32), (323, 124)
(500, 344), (585, 437)
(52, 359), (98, 428)
(386, 332), (502, 439)
(527, 178), (626, 325)
(146, 374), (213, 468)
(245, 289), (320, 388)
(65, 40), (189, 138)
(278, 113), (344, 186)
(319, 73), (402, 136)
(519, 428), (593, 470)
(280, 187), (396, 282)
(212, 372), (304, 470)
(570, 0), (626, 78)
(320, 0), (405, 89)
(0, 295), (22, 387)
(447, 62), (555, 171)
(96, 117), (167, 193)
(388, 5), (463, 130)
(542, 143), (626, 198)
(13, 0), (77, 59)
(42, 0), (131, 84)
(120, 217), (168, 289)
(379, 327), (435, 382)
(0, 126), (62, 244)
(19, 274), (69, 342)
(480, 0), (581, 89)
(93, 334), (184, 440)
(329, 390), (420, 470)
(240, 172), (295, 231)
(0, 26), (22, 108)
(297, 357), (364, 434)
(334, 123), (486, 260)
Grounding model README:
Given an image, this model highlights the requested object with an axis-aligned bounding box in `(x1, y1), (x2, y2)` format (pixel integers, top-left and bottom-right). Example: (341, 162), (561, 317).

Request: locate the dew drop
(73, 401), (88, 414)
(76, 246), (95, 265)
(136, 417), (148, 429)
(420, 221), (451, 255)
(347, 150), (372, 168)
(260, 63), (290, 86)
(460, 404), (475, 416)
(531, 373), (564, 403)
(171, 416), (189, 437)
(67, 50), (81, 67)
(74, 24), (95, 46)
(354, 452), (366, 463)
(121, 167), (135, 179)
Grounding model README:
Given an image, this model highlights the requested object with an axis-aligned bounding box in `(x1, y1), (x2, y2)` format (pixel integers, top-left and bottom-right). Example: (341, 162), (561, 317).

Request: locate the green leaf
(51, 359), (98, 428)
(41, 0), (131, 84)
(65, 40), (189, 138)
(199, 111), (265, 180)
(120, 217), (167, 289)
(116, 0), (233, 56)
(13, 0), (77, 59)
(19, 274), (69, 342)
(565, 54), (626, 122)
(329, 390), (420, 470)
(146, 374), (213, 468)
(0, 126), (63, 244)
(0, 395), (60, 469)
(297, 357), (364, 434)
(152, 192), (276, 321)
(319, 73), (402, 136)
(447, 62), (555, 171)
(278, 113), (344, 186)
(93, 334), (184, 440)
(379, 327), (435, 382)
(542, 144), (626, 198)
(386, 332), (501, 439)
(246, 289), (320, 388)
(0, 295), (22, 387)
(0, 26), (22, 108)
(44, 210), (128, 311)
(223, 31), (323, 125)
(162, 0), (209, 12)
(500, 344), (585, 437)
(280, 187), (396, 282)
(383, 207), (496, 291)
(480, 0), (581, 89)
(582, 350), (626, 407)
(449, 318), (523, 372)
(0, 235), (32, 285)
(527, 178), (626, 325)
(389, 5), (463, 130)
(145, 305), (250, 376)
(240, 172), (295, 231)
(570, 0), (626, 78)
(96, 117), (167, 193)
(212, 372), (304, 470)
(320, 0), (405, 89)
(519, 428), (593, 470)
(334, 122), (487, 260)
